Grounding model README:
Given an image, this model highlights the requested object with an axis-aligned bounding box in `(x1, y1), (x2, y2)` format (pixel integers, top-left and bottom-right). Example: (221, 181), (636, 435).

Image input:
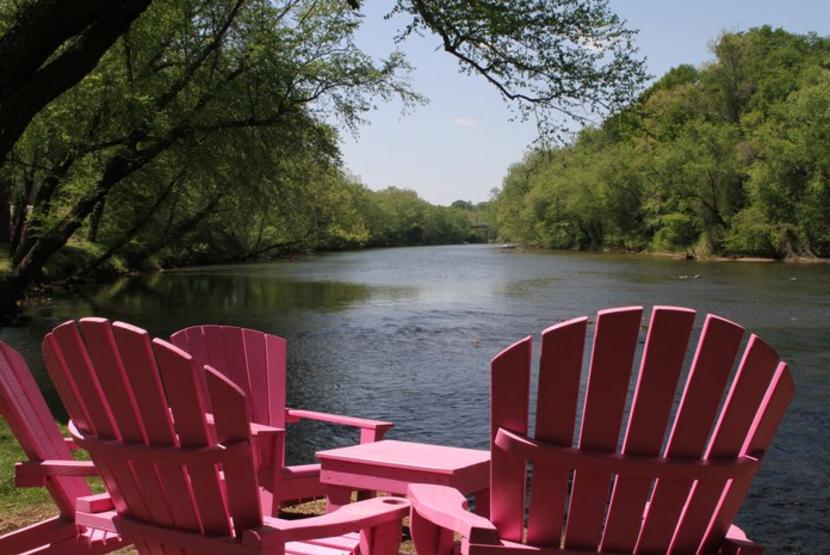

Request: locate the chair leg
(326, 485), (353, 511)
(360, 518), (403, 555)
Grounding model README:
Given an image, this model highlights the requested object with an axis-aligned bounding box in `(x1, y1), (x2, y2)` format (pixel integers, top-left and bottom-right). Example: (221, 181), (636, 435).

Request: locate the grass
(0, 420), (52, 532)
(0, 243), (10, 277)
(1, 419), (414, 554)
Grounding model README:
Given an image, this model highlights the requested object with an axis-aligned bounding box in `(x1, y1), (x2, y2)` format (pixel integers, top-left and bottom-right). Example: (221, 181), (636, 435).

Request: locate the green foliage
(347, 186), (482, 248)
(42, 241), (128, 281)
(1, 0), (445, 279)
(494, 27), (830, 259)
(653, 213), (700, 254)
(390, 0), (647, 139)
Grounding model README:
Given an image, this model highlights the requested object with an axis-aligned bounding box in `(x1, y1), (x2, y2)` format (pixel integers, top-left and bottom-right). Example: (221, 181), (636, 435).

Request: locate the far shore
(501, 244), (830, 264)
(645, 251), (830, 264)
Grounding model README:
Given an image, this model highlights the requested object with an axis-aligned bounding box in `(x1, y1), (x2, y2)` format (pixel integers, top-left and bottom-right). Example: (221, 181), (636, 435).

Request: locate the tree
(0, 0), (648, 318)
(392, 0), (648, 138)
(1, 0), (417, 314)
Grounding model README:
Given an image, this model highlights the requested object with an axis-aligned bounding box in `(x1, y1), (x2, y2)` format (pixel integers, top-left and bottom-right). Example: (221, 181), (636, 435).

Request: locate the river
(1, 244), (828, 553)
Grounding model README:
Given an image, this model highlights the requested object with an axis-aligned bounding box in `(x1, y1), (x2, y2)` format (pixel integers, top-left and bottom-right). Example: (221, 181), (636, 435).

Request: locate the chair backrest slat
(668, 336), (781, 552)
(600, 306), (695, 552)
(526, 317), (587, 546)
(563, 307), (642, 551)
(634, 314), (744, 553)
(263, 330), (287, 427)
(154, 340), (233, 536)
(45, 324), (153, 521)
(489, 335), (532, 542)
(112, 322), (211, 537)
(205, 366), (262, 532)
(171, 325), (287, 427)
(216, 327), (251, 400)
(169, 326), (212, 405)
(0, 342), (90, 517)
(701, 361), (794, 552)
(80, 319), (180, 537)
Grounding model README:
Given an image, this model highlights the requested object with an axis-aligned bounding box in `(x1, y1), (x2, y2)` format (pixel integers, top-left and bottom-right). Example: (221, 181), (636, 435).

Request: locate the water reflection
(75, 272), (376, 315)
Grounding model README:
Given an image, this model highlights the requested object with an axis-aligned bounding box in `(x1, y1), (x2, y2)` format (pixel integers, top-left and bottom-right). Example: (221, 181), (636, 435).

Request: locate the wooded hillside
(495, 27), (830, 259)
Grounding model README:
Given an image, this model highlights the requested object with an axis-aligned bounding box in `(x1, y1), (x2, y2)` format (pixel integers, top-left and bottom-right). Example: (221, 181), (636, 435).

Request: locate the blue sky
(339, 1), (830, 206)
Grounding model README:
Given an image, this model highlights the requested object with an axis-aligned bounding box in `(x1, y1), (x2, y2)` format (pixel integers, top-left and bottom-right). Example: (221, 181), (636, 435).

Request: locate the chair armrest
(250, 422), (286, 477)
(15, 460), (97, 487)
(720, 524), (763, 554)
(205, 413), (285, 436)
(76, 492), (115, 513)
(285, 408), (394, 442)
(65, 437), (82, 451)
(242, 496), (409, 548)
(205, 413), (285, 468)
(407, 484), (498, 544)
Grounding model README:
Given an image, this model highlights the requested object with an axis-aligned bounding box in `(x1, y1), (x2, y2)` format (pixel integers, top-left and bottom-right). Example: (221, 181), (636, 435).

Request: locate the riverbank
(504, 244), (830, 264)
(648, 250), (830, 264)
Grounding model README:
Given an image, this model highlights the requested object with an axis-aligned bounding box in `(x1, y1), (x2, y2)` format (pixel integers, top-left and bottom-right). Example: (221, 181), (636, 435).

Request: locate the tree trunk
(9, 179), (35, 255)
(238, 240), (303, 262)
(87, 198), (106, 242)
(129, 193), (223, 267)
(6, 147), (159, 309)
(75, 172), (182, 278)
(0, 0), (152, 169)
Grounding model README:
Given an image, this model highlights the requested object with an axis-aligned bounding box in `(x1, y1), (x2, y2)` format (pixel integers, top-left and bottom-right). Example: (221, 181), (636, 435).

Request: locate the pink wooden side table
(316, 439), (490, 515)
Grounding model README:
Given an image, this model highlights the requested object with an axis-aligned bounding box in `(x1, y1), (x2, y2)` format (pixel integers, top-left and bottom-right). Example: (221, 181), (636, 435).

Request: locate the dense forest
(495, 27), (830, 259)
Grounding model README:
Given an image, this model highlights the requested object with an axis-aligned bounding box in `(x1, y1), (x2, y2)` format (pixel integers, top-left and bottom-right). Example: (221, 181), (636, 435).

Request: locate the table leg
(356, 489), (377, 501)
(326, 485), (353, 512)
(474, 489), (490, 518)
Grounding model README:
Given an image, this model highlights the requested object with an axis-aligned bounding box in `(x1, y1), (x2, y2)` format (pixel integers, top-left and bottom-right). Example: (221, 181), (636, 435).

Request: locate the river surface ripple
(2, 245), (828, 553)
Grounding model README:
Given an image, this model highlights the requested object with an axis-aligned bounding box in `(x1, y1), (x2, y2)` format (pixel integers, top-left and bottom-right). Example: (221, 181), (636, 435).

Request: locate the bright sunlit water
(2, 245), (828, 553)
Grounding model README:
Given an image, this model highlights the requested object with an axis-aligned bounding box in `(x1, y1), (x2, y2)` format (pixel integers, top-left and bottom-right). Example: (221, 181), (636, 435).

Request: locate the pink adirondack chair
(408, 306), (794, 555)
(42, 318), (409, 555)
(0, 340), (125, 554)
(171, 324), (394, 506)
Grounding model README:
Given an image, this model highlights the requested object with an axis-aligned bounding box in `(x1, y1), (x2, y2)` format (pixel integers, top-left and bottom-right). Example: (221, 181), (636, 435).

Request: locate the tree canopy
(494, 27), (830, 259)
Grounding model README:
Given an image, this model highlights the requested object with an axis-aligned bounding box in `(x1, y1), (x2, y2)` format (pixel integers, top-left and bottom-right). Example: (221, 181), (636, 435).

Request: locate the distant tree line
(495, 27), (830, 259)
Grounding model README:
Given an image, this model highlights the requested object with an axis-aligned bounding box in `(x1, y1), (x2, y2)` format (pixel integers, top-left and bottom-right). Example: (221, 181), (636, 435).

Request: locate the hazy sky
(339, 1), (830, 206)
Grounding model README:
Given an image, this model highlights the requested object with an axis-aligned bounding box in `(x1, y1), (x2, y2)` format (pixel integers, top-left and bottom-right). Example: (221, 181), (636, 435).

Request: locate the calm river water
(2, 245), (828, 553)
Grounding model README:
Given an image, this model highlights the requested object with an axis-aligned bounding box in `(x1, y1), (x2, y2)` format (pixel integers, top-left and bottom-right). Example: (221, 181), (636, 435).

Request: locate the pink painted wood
(526, 317), (587, 546)
(170, 324), (394, 506)
(564, 307), (642, 550)
(42, 318), (409, 555)
(490, 334), (531, 542)
(0, 340), (125, 554)
(317, 439), (489, 512)
(407, 306), (794, 555)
